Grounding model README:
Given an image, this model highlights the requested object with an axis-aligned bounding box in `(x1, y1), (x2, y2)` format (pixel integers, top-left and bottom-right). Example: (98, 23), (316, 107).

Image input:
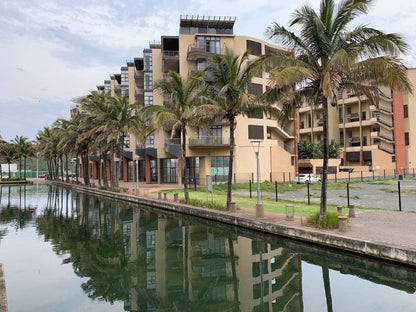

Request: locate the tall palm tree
(13, 135), (29, 179)
(82, 92), (144, 188)
(143, 71), (210, 201)
(263, 0), (411, 220)
(205, 49), (277, 210)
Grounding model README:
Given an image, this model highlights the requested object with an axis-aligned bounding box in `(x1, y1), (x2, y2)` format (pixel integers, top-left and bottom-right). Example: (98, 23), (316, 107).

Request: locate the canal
(0, 184), (415, 311)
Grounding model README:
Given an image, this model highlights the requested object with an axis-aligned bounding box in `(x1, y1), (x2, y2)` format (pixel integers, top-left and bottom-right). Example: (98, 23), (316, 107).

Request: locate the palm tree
(82, 92), (144, 188)
(143, 71), (210, 201)
(14, 135), (27, 179)
(0, 142), (17, 178)
(205, 49), (277, 210)
(263, 0), (411, 220)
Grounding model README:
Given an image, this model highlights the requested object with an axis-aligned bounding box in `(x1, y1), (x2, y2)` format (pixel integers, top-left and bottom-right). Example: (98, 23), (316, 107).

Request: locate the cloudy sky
(1, 0), (415, 142)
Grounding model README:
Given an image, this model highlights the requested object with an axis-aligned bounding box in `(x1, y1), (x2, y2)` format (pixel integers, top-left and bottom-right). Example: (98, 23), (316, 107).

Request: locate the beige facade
(100, 16), (296, 184)
(297, 81), (410, 174)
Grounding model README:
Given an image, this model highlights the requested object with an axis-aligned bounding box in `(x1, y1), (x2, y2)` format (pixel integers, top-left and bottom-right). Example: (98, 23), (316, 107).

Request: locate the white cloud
(0, 0), (415, 141)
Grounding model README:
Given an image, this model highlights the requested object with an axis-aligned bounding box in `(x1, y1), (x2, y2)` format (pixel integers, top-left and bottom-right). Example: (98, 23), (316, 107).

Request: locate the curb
(55, 182), (416, 267)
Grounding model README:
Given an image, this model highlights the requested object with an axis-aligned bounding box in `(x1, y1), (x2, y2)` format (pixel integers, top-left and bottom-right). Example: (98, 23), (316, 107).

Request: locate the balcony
(189, 136), (230, 147)
(371, 131), (394, 142)
(187, 45), (224, 61)
(378, 142), (395, 154)
(162, 51), (179, 59)
(376, 117), (393, 129)
(164, 138), (180, 157)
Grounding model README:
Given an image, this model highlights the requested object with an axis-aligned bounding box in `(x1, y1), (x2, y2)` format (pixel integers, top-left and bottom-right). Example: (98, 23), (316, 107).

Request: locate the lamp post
(36, 152), (39, 180)
(251, 140), (263, 218)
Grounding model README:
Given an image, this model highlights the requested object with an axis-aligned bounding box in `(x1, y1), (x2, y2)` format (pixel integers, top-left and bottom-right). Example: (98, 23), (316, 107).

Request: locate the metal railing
(377, 117), (393, 128)
(189, 136), (230, 146)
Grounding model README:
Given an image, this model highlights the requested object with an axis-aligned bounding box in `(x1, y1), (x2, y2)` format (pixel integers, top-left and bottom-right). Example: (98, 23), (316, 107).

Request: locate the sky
(1, 0), (415, 142)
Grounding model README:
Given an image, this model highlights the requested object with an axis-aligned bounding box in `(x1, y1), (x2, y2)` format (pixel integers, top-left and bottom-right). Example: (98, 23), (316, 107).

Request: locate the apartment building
(297, 79), (412, 175)
(96, 16), (297, 185)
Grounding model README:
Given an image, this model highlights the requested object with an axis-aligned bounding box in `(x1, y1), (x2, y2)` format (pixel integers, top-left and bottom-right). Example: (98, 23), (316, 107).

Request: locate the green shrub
(306, 211), (340, 228)
(180, 198), (226, 211)
(97, 186), (121, 193)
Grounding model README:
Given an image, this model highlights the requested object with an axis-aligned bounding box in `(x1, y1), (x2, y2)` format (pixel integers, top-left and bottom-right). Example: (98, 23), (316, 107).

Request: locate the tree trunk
(322, 267), (333, 312)
(65, 155), (69, 182)
(82, 150), (90, 186)
(102, 153), (109, 188)
(228, 237), (239, 310)
(320, 97), (329, 220)
(226, 116), (235, 210)
(75, 153), (79, 183)
(110, 147), (118, 188)
(19, 156), (22, 179)
(8, 162), (11, 178)
(60, 156), (64, 181)
(24, 157), (27, 180)
(182, 127), (189, 201)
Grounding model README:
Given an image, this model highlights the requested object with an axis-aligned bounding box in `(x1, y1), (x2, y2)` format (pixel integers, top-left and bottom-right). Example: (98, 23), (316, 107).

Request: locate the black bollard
(347, 182), (350, 208)
(275, 181), (278, 202)
(398, 181), (402, 212)
(249, 180), (252, 198)
(307, 181), (310, 205)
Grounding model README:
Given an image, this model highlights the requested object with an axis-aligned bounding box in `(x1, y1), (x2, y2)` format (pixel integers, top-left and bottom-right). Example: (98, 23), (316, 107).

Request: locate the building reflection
(35, 186), (416, 311)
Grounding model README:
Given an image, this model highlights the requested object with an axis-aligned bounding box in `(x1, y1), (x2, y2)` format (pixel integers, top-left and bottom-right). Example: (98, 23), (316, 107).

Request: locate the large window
(196, 36), (221, 54)
(246, 40), (262, 56)
(144, 72), (153, 90)
(211, 156), (229, 181)
(405, 132), (409, 146)
(146, 134), (154, 148)
(248, 125), (264, 140)
(161, 159), (178, 183)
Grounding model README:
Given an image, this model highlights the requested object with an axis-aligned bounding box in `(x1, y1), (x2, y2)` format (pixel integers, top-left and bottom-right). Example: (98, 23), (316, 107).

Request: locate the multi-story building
(95, 16), (297, 185)
(297, 80), (412, 176)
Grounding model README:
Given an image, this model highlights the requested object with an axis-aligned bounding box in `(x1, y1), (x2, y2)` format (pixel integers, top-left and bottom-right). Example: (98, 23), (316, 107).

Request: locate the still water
(0, 184), (415, 312)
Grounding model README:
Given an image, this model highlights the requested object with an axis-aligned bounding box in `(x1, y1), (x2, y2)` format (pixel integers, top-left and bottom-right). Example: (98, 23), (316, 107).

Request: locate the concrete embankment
(55, 182), (416, 267)
(0, 264), (7, 312)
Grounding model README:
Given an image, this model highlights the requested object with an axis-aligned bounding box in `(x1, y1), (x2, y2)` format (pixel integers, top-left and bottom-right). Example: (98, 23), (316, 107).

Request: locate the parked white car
(294, 174), (321, 184)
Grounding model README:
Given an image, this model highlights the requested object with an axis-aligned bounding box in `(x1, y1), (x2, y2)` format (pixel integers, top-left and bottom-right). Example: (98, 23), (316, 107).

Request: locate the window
(348, 130), (353, 138)
(248, 83), (263, 96)
(146, 134), (154, 148)
(307, 114), (311, 128)
(121, 72), (129, 84)
(405, 132), (409, 146)
(210, 156), (229, 181)
(246, 40), (262, 55)
(196, 59), (207, 71)
(404, 105), (408, 118)
(248, 125), (264, 140)
(144, 92), (153, 106)
(196, 36), (221, 54)
(339, 107), (343, 123)
(144, 72), (153, 90)
(144, 51), (152, 71)
(347, 107), (351, 115)
(340, 130), (344, 147)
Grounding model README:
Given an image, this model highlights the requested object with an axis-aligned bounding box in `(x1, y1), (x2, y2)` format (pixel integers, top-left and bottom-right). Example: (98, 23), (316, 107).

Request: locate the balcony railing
(187, 45), (224, 60)
(189, 136), (230, 147)
(379, 142), (395, 154)
(162, 51), (179, 58)
(376, 117), (393, 128)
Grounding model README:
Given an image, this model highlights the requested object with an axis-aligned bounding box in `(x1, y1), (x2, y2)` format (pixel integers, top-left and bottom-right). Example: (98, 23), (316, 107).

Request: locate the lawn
(161, 188), (366, 216)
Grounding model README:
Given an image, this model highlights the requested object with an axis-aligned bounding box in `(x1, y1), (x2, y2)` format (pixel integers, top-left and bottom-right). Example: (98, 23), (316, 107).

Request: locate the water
(0, 184), (415, 312)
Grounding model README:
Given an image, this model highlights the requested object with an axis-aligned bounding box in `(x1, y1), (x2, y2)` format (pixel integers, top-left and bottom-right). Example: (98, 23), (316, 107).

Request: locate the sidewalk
(56, 179), (416, 266)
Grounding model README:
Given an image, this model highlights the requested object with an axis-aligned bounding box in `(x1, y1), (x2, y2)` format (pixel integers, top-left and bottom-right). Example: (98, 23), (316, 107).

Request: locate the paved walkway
(44, 179), (416, 263)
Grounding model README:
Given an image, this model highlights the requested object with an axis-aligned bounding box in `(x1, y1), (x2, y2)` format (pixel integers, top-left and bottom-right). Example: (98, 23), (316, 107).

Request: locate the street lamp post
(251, 140), (263, 218)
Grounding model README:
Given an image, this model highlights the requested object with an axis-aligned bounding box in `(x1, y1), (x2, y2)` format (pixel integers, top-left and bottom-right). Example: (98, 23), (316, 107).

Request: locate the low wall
(55, 182), (416, 267)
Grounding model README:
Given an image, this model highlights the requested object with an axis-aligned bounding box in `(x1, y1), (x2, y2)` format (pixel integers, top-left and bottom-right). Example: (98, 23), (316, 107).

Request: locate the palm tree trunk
(320, 97), (329, 220)
(82, 150), (90, 186)
(322, 267), (333, 312)
(60, 156), (64, 181)
(102, 152), (109, 188)
(8, 162), (11, 178)
(75, 153), (79, 183)
(98, 155), (102, 187)
(182, 128), (189, 201)
(110, 147), (118, 188)
(65, 155), (69, 182)
(19, 156), (22, 179)
(24, 157), (27, 180)
(226, 117), (235, 210)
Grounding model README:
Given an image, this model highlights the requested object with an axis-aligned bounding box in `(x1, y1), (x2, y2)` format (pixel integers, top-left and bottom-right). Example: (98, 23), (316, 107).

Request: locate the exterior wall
(392, 89), (406, 173)
(404, 69), (416, 170)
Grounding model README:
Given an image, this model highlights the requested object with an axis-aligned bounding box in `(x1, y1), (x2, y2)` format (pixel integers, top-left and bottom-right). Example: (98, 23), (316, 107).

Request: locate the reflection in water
(35, 187), (304, 311)
(1, 184), (416, 311)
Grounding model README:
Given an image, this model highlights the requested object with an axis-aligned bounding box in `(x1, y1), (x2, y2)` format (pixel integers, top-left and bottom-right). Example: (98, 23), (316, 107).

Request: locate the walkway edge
(0, 264), (7, 312)
(57, 182), (416, 267)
